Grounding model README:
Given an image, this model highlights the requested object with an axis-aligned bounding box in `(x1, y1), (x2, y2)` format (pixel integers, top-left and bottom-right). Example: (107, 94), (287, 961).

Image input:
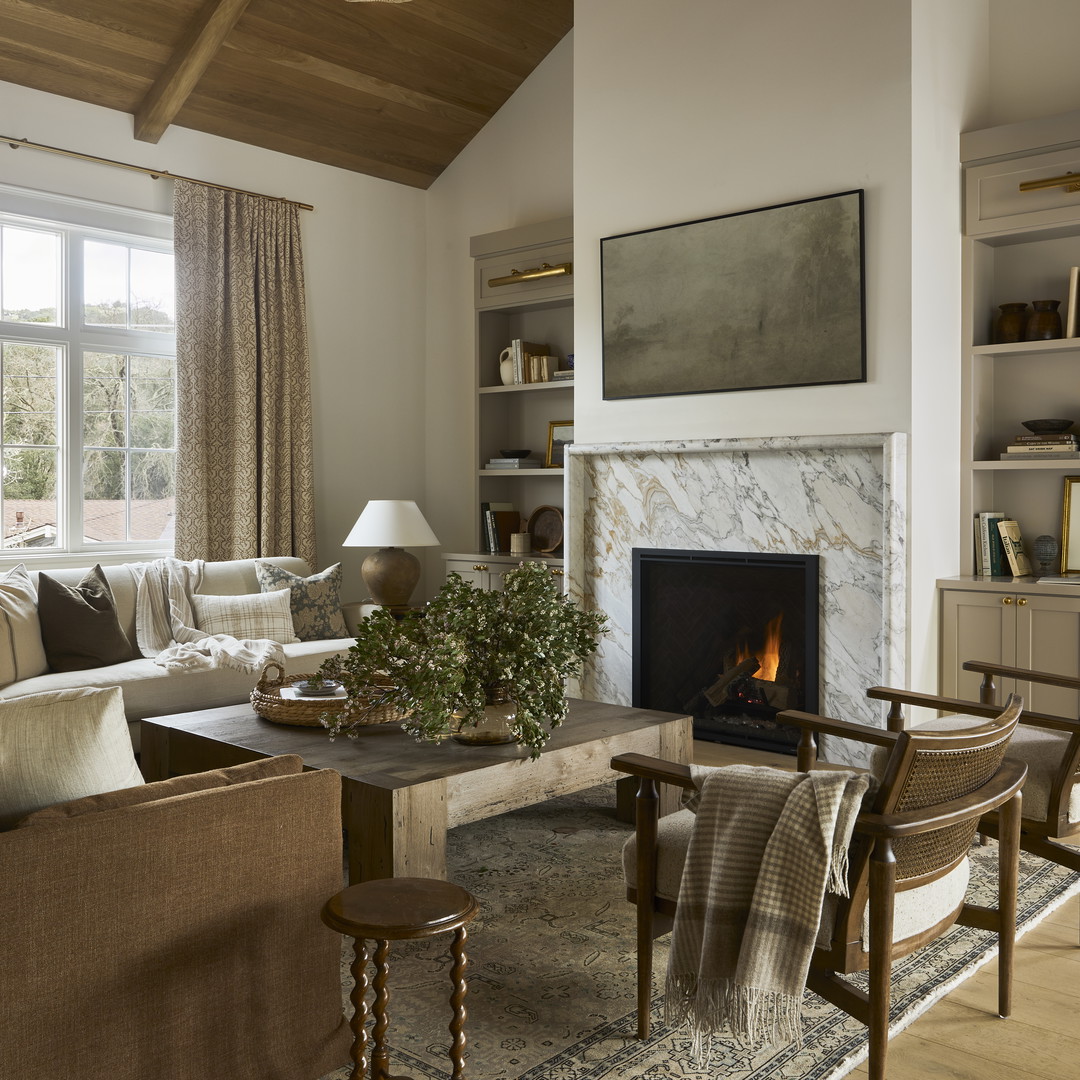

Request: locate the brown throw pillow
(37, 564), (136, 672)
(16, 754), (305, 827)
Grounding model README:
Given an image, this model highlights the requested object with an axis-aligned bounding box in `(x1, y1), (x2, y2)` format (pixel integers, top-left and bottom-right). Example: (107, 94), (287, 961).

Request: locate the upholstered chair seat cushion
(623, 807), (971, 950)
(905, 712), (1080, 826)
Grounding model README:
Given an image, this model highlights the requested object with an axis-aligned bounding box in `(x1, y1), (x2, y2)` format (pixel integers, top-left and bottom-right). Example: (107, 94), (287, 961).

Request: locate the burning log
(703, 656), (760, 706)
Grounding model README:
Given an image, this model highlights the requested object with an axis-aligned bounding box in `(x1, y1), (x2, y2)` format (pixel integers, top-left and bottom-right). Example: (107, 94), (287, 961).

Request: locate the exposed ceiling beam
(134, 0), (253, 144)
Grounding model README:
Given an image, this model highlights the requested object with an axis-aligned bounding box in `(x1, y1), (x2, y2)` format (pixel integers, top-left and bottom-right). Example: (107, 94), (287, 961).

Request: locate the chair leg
(867, 838), (896, 1080)
(997, 791), (1022, 1017)
(635, 777), (659, 1040)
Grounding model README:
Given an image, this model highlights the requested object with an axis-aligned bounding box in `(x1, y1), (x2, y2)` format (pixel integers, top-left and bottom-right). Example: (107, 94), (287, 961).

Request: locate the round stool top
(322, 877), (480, 940)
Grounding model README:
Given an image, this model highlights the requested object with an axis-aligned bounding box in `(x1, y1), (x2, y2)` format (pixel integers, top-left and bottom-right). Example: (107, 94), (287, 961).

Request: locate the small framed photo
(545, 421), (574, 468)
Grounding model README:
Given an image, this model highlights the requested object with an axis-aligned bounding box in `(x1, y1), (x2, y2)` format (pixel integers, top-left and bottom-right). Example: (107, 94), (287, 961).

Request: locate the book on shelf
(1035, 573), (1080, 584)
(486, 458), (542, 469)
(975, 510), (1006, 575)
(1005, 439), (1079, 451)
(485, 509), (521, 554)
(996, 519), (1034, 576)
(1000, 450), (1080, 459)
(551, 369), (574, 381)
(480, 501), (514, 555)
(1012, 432), (1078, 443)
(511, 340), (548, 384)
(1068, 266), (1080, 338)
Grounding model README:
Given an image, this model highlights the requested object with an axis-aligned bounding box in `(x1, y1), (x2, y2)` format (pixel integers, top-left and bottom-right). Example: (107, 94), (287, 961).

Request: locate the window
(0, 205), (175, 555)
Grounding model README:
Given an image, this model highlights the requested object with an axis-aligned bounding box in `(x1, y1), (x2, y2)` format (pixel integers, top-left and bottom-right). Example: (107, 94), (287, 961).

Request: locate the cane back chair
(612, 694), (1025, 1080)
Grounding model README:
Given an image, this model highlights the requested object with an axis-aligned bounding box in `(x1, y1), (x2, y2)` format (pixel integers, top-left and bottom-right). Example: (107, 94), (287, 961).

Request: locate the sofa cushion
(0, 563), (49, 687)
(190, 589), (298, 643)
(0, 686), (143, 829)
(37, 564), (135, 672)
(16, 754), (304, 826)
(255, 560), (348, 640)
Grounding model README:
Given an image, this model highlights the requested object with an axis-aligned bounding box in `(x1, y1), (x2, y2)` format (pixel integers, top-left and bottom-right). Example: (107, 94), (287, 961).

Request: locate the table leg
(370, 939), (391, 1080)
(348, 939), (371, 1080)
(350, 777), (449, 882)
(448, 925), (469, 1080)
(139, 722), (168, 781)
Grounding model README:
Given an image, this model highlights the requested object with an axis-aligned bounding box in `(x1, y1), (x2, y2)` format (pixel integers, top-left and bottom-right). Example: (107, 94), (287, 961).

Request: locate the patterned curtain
(172, 180), (316, 565)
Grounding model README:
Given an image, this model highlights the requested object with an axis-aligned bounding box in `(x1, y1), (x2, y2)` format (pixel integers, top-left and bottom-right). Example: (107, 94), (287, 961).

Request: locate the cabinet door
(1016, 594), (1080, 715)
(445, 560), (490, 590)
(940, 590), (1015, 699)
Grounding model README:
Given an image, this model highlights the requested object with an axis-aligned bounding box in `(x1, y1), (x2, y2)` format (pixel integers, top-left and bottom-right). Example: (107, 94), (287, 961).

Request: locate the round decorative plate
(527, 505), (564, 554)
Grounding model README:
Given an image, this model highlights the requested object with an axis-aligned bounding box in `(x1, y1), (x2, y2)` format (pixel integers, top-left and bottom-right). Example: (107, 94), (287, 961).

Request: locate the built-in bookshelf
(467, 218), (573, 569)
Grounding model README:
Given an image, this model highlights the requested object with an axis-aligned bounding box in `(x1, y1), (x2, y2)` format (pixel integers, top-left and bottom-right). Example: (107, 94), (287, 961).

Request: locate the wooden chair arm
(776, 709), (899, 747)
(854, 759), (1027, 838)
(867, 685), (1080, 736)
(963, 659), (1080, 692)
(609, 752), (695, 791)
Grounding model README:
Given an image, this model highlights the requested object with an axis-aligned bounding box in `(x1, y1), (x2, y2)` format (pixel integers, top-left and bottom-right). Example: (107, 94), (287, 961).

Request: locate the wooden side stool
(321, 876), (480, 1080)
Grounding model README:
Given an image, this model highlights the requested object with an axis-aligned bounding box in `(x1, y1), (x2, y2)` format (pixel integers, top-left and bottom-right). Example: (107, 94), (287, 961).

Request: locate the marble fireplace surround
(566, 434), (907, 767)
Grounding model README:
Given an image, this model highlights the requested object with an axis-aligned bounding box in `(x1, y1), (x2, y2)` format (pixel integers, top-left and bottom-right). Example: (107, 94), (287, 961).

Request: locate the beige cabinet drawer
(476, 239), (573, 308)
(965, 145), (1080, 236)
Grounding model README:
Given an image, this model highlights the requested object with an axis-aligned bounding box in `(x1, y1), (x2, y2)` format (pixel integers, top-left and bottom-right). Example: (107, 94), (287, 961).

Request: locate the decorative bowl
(1022, 418), (1075, 434)
(291, 679), (342, 696)
(499, 449), (532, 458)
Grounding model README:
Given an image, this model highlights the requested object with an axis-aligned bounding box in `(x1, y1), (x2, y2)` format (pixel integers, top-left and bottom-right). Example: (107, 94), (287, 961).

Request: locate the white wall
(422, 35), (574, 580)
(0, 79), (427, 599)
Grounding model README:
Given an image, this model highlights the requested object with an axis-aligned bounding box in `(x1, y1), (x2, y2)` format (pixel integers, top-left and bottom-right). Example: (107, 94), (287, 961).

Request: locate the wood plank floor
(692, 738), (1080, 1080)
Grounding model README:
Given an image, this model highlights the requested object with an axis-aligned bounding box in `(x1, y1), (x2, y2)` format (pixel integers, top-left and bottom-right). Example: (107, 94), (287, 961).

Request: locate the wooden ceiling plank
(177, 100), (437, 189)
(223, 27), (487, 130)
(133, 0), (254, 144)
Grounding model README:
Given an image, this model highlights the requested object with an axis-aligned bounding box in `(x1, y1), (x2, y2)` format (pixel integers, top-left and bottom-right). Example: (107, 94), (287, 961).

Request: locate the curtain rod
(1, 136), (315, 212)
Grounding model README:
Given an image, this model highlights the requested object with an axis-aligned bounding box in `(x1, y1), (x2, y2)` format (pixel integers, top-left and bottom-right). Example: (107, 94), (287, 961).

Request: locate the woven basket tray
(251, 662), (402, 728)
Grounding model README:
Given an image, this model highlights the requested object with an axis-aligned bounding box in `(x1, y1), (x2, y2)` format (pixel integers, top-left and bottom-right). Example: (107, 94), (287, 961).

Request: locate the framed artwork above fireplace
(600, 189), (866, 400)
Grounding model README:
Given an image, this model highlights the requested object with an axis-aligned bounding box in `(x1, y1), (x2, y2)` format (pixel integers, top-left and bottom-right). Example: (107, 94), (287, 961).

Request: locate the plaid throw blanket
(665, 763), (870, 1055)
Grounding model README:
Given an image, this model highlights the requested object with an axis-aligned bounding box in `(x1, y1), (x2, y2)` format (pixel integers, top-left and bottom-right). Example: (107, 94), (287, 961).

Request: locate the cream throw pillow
(0, 563), (49, 688)
(190, 589), (298, 644)
(0, 686), (143, 829)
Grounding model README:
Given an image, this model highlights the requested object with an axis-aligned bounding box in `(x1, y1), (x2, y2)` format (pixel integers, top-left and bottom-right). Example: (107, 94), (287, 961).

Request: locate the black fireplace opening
(632, 548), (820, 754)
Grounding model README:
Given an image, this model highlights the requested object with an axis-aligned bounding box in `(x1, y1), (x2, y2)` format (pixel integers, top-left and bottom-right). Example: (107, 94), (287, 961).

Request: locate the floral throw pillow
(255, 561), (348, 641)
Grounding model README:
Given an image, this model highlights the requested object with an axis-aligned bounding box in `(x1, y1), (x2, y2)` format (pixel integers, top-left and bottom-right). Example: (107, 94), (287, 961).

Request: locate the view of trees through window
(0, 216), (176, 551)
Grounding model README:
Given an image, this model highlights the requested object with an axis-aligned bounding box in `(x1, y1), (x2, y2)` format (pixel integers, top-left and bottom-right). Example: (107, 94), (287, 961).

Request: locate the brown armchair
(612, 695), (1025, 1080)
(868, 660), (1080, 876)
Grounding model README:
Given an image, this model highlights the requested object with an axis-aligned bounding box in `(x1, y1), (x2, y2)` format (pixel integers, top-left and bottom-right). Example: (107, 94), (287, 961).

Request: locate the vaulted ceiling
(0, 0), (573, 189)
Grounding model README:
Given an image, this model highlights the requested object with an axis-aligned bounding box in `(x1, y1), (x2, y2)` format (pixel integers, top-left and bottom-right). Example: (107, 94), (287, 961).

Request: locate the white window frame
(0, 184), (175, 569)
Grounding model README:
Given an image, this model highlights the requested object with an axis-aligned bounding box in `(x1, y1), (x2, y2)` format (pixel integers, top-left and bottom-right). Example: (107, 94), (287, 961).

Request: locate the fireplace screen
(632, 548), (819, 753)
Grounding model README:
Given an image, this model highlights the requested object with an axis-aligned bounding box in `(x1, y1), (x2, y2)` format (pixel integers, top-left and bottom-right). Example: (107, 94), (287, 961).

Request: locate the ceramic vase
(452, 684), (517, 745)
(1024, 299), (1062, 341)
(994, 302), (1029, 344)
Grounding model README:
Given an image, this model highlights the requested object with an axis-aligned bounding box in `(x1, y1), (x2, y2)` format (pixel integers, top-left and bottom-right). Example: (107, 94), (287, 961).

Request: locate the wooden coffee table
(141, 698), (692, 884)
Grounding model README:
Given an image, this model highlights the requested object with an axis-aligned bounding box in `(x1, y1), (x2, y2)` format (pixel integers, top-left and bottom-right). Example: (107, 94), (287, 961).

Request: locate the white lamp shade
(343, 500), (439, 548)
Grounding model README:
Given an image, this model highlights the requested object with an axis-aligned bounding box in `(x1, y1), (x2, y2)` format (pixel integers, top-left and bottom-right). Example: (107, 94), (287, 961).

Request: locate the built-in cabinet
(942, 113), (1080, 695)
(443, 552), (565, 592)
(462, 218), (573, 578)
(939, 579), (1080, 715)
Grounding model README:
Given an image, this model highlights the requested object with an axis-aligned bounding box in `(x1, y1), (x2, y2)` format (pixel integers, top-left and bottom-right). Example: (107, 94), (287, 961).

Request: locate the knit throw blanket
(665, 763), (870, 1056)
(130, 557), (285, 673)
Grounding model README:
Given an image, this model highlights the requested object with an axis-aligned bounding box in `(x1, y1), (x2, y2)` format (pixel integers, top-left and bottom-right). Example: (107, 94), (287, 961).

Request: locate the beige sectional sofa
(0, 556), (356, 750)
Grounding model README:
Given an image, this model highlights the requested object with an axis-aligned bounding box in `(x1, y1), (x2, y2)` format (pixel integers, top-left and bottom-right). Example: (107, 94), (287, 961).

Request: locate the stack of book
(486, 456), (542, 469)
(973, 510), (1033, 576)
(507, 340), (562, 384)
(480, 502), (521, 554)
(1001, 432), (1080, 460)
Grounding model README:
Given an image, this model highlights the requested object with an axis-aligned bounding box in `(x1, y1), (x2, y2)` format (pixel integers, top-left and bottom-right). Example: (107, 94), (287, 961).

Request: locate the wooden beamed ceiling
(0, 0), (573, 189)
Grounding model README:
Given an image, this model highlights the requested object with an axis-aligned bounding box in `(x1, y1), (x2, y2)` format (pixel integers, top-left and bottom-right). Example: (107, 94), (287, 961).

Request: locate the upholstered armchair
(612, 695), (1025, 1080)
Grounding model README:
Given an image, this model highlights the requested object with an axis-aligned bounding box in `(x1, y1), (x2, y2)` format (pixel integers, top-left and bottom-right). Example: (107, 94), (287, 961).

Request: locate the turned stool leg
(347, 940), (371, 1080)
(370, 939), (392, 1080)
(448, 925), (469, 1080)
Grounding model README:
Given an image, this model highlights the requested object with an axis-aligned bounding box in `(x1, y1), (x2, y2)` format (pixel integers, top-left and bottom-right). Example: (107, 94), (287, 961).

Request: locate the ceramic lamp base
(361, 546), (420, 608)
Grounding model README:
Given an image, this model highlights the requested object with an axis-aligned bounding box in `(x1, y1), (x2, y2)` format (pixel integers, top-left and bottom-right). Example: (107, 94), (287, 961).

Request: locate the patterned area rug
(319, 783), (1080, 1080)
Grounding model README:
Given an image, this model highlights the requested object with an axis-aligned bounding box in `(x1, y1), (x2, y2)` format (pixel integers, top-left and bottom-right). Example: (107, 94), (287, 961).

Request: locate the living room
(3, 2), (1080, 1078)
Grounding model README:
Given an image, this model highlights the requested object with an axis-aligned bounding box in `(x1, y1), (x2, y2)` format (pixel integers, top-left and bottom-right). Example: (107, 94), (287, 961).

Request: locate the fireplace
(631, 548), (819, 754)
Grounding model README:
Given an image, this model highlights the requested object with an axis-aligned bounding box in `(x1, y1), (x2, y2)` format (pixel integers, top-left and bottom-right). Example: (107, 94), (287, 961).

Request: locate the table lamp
(343, 500), (440, 610)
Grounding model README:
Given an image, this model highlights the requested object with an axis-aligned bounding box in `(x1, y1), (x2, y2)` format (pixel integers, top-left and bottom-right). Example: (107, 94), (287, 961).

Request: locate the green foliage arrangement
(319, 560), (608, 755)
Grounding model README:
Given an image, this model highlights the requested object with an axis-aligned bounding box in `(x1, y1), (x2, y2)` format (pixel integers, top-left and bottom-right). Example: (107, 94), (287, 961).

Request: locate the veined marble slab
(565, 434), (907, 767)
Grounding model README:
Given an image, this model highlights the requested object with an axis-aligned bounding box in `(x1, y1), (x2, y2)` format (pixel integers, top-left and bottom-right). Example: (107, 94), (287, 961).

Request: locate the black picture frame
(601, 190), (866, 400)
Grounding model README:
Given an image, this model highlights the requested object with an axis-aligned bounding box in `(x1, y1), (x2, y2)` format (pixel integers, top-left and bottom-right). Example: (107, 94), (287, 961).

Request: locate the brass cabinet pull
(473, 564), (488, 572)
(551, 568), (564, 576)
(1002, 596), (1012, 605)
(1017, 597), (1028, 606)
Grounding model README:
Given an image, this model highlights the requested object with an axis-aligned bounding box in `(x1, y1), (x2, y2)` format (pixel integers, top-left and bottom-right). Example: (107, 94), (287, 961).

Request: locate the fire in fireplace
(632, 548), (820, 754)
